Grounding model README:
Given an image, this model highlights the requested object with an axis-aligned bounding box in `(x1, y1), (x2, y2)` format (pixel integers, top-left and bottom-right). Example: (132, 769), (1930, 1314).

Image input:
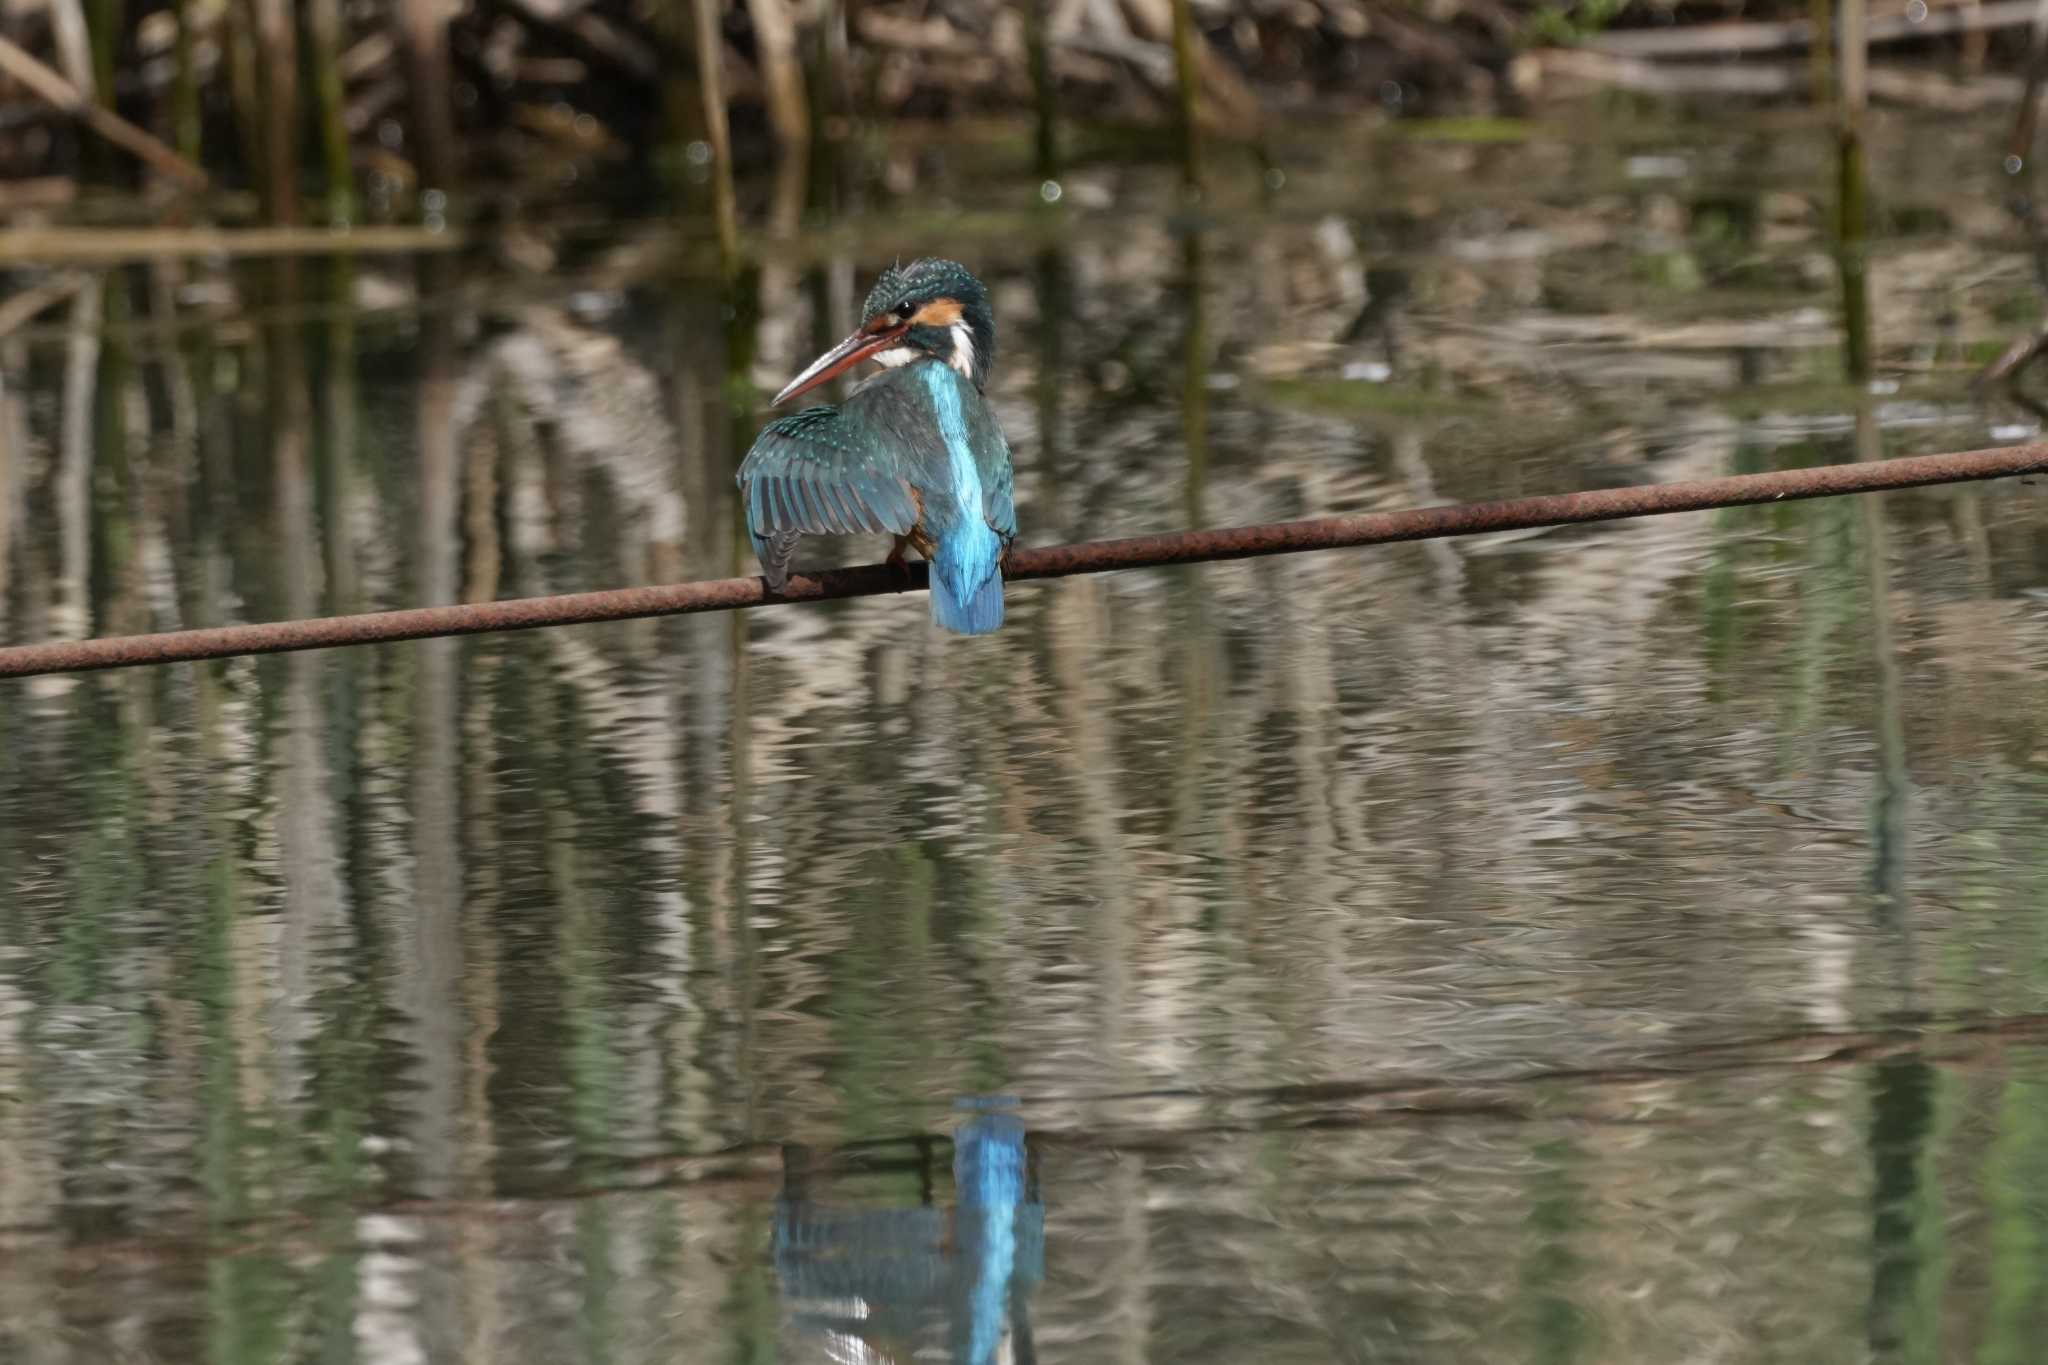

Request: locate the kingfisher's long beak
(772, 322), (910, 407)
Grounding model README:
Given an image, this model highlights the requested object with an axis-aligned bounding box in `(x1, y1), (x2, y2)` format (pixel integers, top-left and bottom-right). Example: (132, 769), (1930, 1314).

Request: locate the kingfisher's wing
(963, 391), (1016, 542)
(736, 405), (923, 588)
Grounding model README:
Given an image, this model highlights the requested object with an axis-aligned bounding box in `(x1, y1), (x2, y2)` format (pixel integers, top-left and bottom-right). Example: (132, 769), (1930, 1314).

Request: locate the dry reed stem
(0, 35), (208, 188)
(0, 227), (464, 264)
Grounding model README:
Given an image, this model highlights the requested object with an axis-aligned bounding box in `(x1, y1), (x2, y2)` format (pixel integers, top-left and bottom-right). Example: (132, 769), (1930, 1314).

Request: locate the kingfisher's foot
(886, 538), (913, 579)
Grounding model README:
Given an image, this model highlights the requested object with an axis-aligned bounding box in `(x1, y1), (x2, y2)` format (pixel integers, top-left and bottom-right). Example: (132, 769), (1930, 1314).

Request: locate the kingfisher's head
(771, 258), (995, 407)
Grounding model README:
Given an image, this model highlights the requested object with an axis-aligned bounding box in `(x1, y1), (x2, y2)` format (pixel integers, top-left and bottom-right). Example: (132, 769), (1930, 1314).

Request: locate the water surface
(5, 102), (2048, 1363)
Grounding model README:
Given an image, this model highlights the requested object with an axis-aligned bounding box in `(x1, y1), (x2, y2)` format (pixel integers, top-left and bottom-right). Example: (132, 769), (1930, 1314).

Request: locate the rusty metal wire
(2, 442), (2044, 680)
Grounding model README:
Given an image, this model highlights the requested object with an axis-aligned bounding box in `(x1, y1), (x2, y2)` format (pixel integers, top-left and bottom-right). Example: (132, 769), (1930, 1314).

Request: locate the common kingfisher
(736, 258), (1017, 635)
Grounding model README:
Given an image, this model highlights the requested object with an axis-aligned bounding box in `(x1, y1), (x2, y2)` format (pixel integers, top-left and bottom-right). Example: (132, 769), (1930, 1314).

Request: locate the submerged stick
(2, 443), (2045, 679)
(0, 35), (207, 188)
(0, 226), (463, 263)
(1585, 0), (2039, 57)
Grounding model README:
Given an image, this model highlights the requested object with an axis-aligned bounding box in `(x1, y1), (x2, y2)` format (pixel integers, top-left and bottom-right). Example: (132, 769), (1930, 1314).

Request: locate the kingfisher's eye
(894, 302), (916, 320)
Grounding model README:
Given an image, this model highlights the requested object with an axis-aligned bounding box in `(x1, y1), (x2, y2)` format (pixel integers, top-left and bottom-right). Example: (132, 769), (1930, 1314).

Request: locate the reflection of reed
(755, 151), (812, 398)
(458, 630), (507, 1363)
(1865, 1051), (1937, 1362)
(271, 279), (318, 625)
(50, 275), (99, 650)
(1047, 574), (1135, 1078)
(1180, 233), (1208, 530)
(401, 287), (467, 1207)
(730, 597), (764, 1141)
(271, 274), (352, 1101)
(1858, 411), (1910, 946)
(0, 921), (56, 1251)
(0, 330), (20, 624)
(1850, 388), (1936, 1363)
(321, 257), (362, 612)
(654, 272), (742, 1150)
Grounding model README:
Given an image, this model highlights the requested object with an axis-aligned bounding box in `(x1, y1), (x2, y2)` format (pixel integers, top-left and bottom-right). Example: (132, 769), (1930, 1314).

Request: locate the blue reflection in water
(774, 1098), (1044, 1364)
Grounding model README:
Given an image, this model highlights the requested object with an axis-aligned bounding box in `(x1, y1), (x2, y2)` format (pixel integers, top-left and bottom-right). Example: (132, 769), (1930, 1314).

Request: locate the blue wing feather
(737, 403), (923, 589)
(986, 481), (1015, 541)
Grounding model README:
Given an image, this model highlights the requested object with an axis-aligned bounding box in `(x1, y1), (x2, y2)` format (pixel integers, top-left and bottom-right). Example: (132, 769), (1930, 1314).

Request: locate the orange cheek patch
(913, 299), (964, 328)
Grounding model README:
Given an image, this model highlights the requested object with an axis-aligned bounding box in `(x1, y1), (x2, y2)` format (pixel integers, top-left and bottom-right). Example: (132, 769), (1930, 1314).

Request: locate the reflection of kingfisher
(948, 1111), (1032, 1365)
(736, 259), (1017, 635)
(773, 1103), (1043, 1364)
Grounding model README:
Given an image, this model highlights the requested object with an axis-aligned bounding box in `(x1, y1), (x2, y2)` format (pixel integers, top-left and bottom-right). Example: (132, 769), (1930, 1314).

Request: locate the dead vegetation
(0, 0), (2038, 227)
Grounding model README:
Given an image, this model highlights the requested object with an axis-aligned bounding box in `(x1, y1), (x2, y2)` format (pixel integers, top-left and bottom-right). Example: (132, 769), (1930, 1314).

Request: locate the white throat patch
(873, 346), (917, 368)
(948, 321), (977, 380)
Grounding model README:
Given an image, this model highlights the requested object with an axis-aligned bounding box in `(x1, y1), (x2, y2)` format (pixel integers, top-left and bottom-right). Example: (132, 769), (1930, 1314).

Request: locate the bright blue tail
(930, 523), (1005, 636)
